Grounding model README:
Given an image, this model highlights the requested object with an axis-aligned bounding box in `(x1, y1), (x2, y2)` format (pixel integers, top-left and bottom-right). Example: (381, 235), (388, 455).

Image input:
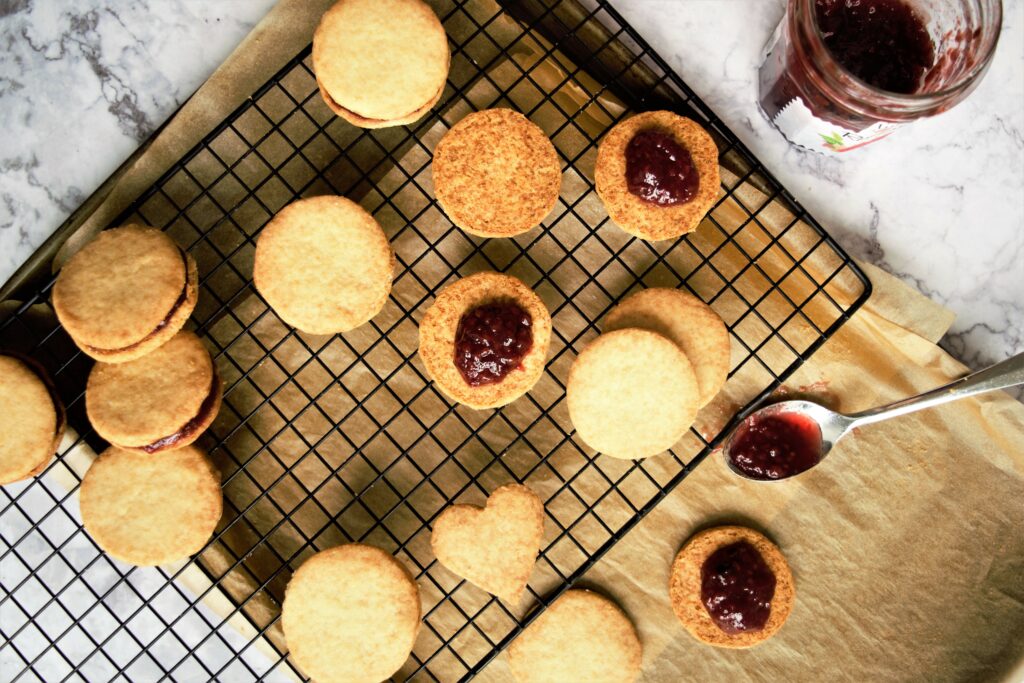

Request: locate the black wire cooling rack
(0, 1), (871, 681)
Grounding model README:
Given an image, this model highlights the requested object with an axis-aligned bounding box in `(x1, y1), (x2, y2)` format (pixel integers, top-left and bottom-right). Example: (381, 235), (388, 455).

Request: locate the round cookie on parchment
(80, 445), (222, 566)
(282, 544), (421, 683)
(595, 110), (720, 241)
(254, 196), (395, 335)
(86, 330), (222, 454)
(418, 272), (552, 409)
(433, 109), (562, 237)
(669, 525), (795, 648)
(313, 0), (450, 128)
(604, 287), (730, 406)
(507, 589), (642, 683)
(0, 354), (65, 485)
(567, 328), (699, 460)
(52, 226), (198, 363)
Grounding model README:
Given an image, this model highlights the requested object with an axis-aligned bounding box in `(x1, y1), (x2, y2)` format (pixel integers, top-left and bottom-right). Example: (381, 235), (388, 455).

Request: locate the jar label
(771, 96), (901, 153)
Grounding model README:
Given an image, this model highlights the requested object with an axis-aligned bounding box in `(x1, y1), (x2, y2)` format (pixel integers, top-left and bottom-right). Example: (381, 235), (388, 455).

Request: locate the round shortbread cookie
(595, 111), (720, 241)
(433, 109), (562, 237)
(0, 354), (65, 485)
(507, 589), (642, 683)
(669, 526), (795, 648)
(313, 0), (450, 127)
(86, 330), (222, 453)
(418, 272), (552, 409)
(80, 445), (222, 566)
(604, 288), (730, 406)
(254, 196), (395, 335)
(567, 328), (699, 459)
(53, 226), (198, 363)
(282, 544), (421, 683)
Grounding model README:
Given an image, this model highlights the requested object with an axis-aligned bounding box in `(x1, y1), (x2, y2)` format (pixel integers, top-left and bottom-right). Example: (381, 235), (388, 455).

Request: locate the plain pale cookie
(433, 109), (562, 237)
(313, 0), (449, 127)
(431, 483), (544, 603)
(418, 272), (552, 409)
(507, 589), (642, 683)
(567, 328), (699, 459)
(52, 226), (198, 363)
(282, 544), (421, 683)
(604, 288), (730, 406)
(254, 196), (395, 335)
(86, 330), (222, 453)
(595, 111), (720, 241)
(669, 526), (795, 648)
(80, 445), (222, 566)
(0, 354), (65, 485)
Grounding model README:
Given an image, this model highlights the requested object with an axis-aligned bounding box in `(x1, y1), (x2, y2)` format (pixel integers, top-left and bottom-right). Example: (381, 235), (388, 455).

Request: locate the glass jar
(758, 0), (1002, 153)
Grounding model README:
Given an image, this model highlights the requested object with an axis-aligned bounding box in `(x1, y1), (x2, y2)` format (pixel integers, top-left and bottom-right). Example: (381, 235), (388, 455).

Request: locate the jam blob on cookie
(701, 540), (776, 634)
(625, 130), (699, 205)
(454, 302), (534, 387)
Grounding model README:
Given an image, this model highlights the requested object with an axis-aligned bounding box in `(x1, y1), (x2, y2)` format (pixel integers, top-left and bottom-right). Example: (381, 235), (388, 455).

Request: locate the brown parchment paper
(31, 0), (1024, 681)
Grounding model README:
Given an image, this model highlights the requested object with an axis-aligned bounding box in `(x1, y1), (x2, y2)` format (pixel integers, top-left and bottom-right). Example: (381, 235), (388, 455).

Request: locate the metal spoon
(723, 351), (1024, 481)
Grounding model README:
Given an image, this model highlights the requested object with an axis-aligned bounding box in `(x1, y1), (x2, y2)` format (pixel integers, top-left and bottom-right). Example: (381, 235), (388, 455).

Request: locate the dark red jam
(728, 411), (822, 480)
(701, 541), (776, 634)
(454, 302), (533, 387)
(816, 0), (935, 94)
(624, 130), (699, 206)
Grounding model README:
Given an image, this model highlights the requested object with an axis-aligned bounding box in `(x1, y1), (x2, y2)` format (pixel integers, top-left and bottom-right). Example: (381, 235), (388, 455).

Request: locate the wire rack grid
(0, 0), (870, 681)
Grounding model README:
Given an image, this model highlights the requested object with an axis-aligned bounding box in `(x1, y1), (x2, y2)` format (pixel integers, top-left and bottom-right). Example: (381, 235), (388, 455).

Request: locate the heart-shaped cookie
(431, 483), (544, 603)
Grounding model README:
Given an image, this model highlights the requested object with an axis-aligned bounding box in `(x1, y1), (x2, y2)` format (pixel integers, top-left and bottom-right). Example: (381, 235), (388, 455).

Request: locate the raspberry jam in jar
(759, 0), (1002, 153)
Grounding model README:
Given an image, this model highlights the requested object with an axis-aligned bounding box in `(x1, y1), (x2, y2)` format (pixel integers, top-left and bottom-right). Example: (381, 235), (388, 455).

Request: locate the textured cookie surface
(604, 288), (730, 406)
(86, 331), (222, 452)
(0, 355), (64, 485)
(567, 328), (699, 459)
(669, 526), (795, 648)
(52, 226), (197, 362)
(282, 544), (421, 683)
(595, 111), (720, 240)
(431, 484), (544, 603)
(418, 272), (552, 409)
(433, 109), (562, 237)
(313, 0), (449, 125)
(80, 445), (222, 566)
(507, 589), (642, 683)
(254, 196), (394, 335)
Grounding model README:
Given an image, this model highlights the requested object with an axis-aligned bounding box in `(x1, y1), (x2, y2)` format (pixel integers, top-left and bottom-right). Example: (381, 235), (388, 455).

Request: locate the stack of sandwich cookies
(0, 354), (66, 485)
(53, 226), (198, 363)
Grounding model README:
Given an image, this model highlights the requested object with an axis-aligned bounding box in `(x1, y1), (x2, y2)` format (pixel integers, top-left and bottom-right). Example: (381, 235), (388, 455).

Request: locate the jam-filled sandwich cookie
(507, 589), (642, 683)
(595, 110), (720, 241)
(282, 544), (421, 683)
(313, 0), (449, 128)
(52, 226), (198, 363)
(433, 109), (562, 237)
(669, 525), (795, 648)
(0, 354), (66, 485)
(86, 330), (222, 454)
(254, 196), (394, 335)
(80, 445), (222, 566)
(418, 272), (552, 409)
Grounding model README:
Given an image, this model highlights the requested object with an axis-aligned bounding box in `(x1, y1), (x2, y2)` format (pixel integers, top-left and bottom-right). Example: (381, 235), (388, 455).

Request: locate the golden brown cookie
(507, 589), (642, 683)
(80, 445), (222, 566)
(669, 526), (795, 648)
(418, 272), (552, 409)
(567, 328), (699, 459)
(282, 544), (421, 683)
(433, 109), (562, 237)
(313, 0), (450, 128)
(253, 196), (395, 335)
(603, 288), (730, 406)
(86, 330), (222, 453)
(595, 111), (720, 241)
(52, 226), (198, 363)
(0, 354), (65, 485)
(431, 483), (544, 604)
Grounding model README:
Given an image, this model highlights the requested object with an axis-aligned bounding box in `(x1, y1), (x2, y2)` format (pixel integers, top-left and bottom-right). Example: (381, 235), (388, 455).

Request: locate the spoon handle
(848, 351), (1024, 427)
